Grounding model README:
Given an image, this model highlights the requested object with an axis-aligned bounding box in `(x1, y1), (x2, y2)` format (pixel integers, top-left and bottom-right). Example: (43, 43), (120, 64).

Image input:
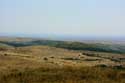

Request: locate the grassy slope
(0, 43), (125, 83)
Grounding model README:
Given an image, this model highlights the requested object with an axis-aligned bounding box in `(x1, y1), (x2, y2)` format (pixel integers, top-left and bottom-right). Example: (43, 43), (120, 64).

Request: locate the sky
(0, 0), (125, 39)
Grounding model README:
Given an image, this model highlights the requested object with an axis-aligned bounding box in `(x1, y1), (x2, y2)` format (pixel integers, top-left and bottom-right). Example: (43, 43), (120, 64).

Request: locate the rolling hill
(0, 39), (125, 54)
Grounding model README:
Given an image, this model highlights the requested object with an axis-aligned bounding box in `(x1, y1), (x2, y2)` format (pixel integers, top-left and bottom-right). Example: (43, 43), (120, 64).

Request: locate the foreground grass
(0, 66), (125, 83)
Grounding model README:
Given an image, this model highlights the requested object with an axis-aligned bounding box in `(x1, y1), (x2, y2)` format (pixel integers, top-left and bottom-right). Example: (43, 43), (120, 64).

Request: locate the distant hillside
(0, 39), (125, 54)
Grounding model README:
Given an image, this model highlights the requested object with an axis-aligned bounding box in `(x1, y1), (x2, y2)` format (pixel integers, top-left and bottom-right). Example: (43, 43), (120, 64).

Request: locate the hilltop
(0, 37), (125, 54)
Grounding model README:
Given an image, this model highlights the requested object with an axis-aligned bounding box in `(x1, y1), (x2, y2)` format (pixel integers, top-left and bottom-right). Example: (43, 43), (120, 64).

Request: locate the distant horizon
(0, 33), (125, 42)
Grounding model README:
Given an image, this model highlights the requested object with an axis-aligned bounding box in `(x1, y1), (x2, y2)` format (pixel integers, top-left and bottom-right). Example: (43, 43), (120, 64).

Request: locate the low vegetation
(0, 39), (125, 54)
(0, 66), (125, 83)
(0, 38), (125, 83)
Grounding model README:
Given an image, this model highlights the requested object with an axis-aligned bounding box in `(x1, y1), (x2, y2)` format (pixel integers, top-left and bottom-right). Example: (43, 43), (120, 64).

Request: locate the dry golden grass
(0, 45), (125, 83)
(0, 66), (125, 83)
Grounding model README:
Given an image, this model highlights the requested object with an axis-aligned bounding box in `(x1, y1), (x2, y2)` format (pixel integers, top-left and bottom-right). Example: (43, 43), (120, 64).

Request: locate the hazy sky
(0, 0), (125, 38)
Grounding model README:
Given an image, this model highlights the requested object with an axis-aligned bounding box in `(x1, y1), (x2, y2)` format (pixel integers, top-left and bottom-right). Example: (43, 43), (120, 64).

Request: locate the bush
(43, 57), (48, 61)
